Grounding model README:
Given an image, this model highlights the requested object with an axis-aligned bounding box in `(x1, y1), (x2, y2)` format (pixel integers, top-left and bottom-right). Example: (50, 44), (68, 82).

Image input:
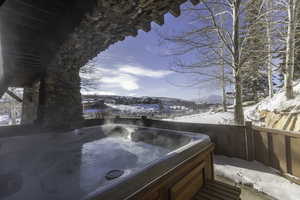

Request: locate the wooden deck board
(192, 180), (241, 200)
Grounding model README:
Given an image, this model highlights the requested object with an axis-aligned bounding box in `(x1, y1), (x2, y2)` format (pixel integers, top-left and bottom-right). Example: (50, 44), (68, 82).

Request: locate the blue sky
(80, 2), (220, 100)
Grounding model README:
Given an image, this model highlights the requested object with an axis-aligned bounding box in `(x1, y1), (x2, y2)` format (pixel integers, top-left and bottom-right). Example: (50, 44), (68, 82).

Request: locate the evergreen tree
(241, 0), (269, 101)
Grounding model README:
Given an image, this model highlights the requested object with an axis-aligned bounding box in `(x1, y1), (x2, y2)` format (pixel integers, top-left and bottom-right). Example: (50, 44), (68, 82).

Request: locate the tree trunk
(221, 63), (227, 112)
(285, 0), (298, 99)
(232, 0), (244, 125)
(233, 69), (244, 125)
(266, 0), (273, 97)
(220, 14), (227, 112)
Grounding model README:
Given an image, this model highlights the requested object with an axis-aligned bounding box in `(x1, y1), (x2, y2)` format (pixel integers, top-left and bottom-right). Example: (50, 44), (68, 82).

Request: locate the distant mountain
(81, 95), (208, 112)
(83, 95), (195, 106)
(194, 95), (233, 105)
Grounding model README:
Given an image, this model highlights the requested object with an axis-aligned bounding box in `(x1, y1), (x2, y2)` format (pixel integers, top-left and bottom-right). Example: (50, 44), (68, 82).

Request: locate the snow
(215, 155), (300, 200)
(164, 111), (234, 124)
(196, 94), (234, 105)
(0, 114), (9, 126)
(104, 103), (190, 114)
(106, 103), (160, 113)
(248, 81), (300, 114)
(166, 80), (300, 125)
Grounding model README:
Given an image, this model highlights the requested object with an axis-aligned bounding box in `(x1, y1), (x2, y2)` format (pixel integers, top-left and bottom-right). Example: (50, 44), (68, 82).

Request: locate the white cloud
(128, 93), (138, 97)
(119, 65), (172, 78)
(101, 74), (139, 91)
(80, 62), (172, 94)
(81, 90), (116, 96)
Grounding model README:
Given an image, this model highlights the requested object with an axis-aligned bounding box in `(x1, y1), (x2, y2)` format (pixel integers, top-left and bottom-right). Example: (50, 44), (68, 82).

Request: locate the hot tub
(0, 124), (213, 200)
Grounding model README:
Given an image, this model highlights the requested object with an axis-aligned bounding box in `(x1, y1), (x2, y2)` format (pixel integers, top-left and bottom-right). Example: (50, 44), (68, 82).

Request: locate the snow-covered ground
(165, 111), (234, 124)
(106, 103), (161, 113)
(166, 80), (300, 126)
(215, 155), (300, 200)
(105, 103), (189, 114)
(0, 114), (9, 126)
(244, 81), (300, 124)
(254, 81), (300, 113)
(0, 114), (21, 126)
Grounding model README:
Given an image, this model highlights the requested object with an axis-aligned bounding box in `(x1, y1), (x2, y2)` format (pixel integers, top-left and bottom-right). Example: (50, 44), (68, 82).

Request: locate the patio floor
(216, 174), (274, 200)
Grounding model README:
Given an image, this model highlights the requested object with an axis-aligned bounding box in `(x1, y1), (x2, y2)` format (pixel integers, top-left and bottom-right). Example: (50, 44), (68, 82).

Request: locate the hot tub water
(0, 124), (191, 200)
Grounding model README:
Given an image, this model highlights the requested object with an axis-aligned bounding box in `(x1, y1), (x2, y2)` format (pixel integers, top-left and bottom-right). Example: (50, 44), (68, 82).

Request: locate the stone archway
(1, 0), (201, 129)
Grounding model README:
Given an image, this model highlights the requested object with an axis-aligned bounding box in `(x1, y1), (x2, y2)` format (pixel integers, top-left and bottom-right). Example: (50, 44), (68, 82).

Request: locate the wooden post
(245, 121), (254, 161)
(141, 116), (148, 127)
(286, 136), (292, 174)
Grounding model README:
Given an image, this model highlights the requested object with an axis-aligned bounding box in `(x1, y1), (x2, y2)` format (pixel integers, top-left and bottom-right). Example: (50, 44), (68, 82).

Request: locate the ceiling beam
(0, 0), (6, 7)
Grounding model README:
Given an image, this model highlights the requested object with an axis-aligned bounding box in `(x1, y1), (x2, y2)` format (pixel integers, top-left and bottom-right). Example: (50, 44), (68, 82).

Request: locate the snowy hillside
(106, 103), (190, 113)
(82, 94), (205, 118)
(106, 103), (162, 113)
(244, 80), (300, 127)
(166, 81), (300, 126)
(0, 114), (9, 126)
(165, 111), (234, 124)
(248, 81), (300, 113)
(82, 95), (198, 108)
(194, 94), (234, 105)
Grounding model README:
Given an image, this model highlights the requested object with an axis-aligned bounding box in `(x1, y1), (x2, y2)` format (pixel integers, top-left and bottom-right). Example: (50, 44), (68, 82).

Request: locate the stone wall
(38, 0), (200, 129)
(21, 82), (40, 125)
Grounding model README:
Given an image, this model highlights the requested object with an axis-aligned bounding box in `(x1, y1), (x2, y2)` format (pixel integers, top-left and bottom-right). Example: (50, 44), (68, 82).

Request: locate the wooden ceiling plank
(15, 0), (60, 17)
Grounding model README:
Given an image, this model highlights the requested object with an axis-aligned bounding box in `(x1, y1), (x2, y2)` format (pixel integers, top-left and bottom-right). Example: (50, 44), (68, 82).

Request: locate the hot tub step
(193, 180), (241, 200)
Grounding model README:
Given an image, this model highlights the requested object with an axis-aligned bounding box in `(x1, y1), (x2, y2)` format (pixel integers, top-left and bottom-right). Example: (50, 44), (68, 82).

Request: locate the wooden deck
(193, 180), (241, 200)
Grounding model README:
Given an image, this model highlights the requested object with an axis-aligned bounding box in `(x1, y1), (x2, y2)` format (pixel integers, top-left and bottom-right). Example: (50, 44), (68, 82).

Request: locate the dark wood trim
(126, 144), (215, 200)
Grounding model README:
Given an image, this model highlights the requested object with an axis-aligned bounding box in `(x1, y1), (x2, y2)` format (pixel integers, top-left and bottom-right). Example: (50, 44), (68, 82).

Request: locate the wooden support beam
(16, 0), (60, 17)
(6, 90), (23, 103)
(169, 4), (181, 17)
(0, 0), (6, 7)
(154, 15), (164, 26)
(190, 0), (200, 6)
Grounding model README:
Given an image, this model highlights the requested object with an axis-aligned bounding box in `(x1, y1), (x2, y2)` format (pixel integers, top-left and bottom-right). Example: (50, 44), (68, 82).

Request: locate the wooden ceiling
(0, 0), (94, 90)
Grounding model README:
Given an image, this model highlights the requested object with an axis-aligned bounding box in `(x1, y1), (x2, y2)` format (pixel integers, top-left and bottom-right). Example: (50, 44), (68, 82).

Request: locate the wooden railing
(249, 125), (300, 183)
(1, 117), (300, 183)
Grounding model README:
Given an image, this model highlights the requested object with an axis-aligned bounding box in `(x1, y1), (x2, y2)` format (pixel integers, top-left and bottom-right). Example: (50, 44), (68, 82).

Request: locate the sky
(80, 2), (221, 101)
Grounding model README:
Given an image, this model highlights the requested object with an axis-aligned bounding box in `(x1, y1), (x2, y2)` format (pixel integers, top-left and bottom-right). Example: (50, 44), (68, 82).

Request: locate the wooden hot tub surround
(127, 143), (215, 200)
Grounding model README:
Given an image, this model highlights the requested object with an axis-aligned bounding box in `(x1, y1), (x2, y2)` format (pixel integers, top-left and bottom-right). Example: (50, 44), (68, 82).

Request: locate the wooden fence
(1, 117), (300, 183)
(250, 125), (300, 183)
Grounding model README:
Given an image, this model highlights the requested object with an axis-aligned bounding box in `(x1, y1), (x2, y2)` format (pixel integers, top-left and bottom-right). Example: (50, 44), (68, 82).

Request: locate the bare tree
(80, 61), (102, 93)
(284, 0), (299, 99)
(160, 0), (273, 124)
(220, 37), (228, 112)
(266, 0), (274, 97)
